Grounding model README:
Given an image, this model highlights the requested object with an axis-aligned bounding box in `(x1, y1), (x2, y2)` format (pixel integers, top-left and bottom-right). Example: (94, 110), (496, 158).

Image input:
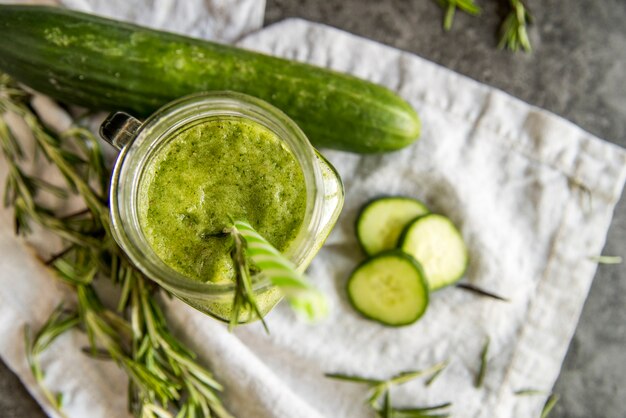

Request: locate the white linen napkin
(2, 0), (265, 43)
(1, 6), (625, 418)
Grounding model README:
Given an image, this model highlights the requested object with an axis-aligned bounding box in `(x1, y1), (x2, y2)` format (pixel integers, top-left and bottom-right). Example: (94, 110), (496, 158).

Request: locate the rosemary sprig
(1, 74), (231, 418)
(498, 0), (532, 52)
(435, 0), (481, 31)
(24, 304), (80, 418)
(326, 360), (449, 407)
(431, 0), (534, 53)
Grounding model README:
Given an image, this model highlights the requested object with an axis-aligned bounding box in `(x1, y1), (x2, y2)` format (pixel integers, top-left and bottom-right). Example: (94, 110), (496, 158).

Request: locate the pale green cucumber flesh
(356, 197), (429, 256)
(399, 214), (468, 291)
(347, 251), (429, 326)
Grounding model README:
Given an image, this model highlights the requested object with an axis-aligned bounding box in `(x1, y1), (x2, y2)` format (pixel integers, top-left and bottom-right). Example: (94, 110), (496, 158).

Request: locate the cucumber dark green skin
(0, 6), (420, 153)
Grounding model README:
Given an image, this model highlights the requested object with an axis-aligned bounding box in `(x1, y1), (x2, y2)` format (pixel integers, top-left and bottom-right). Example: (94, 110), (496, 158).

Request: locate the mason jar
(100, 92), (344, 322)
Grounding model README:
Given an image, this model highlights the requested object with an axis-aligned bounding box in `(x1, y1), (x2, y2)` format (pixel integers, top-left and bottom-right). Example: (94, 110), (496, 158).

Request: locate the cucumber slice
(347, 251), (429, 326)
(399, 214), (468, 290)
(356, 197), (429, 256)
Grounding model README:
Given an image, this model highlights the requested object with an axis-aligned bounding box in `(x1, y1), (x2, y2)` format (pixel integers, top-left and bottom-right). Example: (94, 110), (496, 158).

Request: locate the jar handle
(99, 112), (142, 150)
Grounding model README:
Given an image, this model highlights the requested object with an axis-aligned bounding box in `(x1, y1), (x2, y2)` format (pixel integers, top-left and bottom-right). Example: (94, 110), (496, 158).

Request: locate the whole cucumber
(0, 6), (420, 153)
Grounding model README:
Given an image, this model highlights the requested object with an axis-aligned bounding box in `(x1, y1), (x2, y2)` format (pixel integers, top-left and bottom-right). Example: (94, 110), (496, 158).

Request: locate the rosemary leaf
(514, 388), (546, 396)
(456, 283), (510, 302)
(435, 0), (481, 31)
(0, 115), (24, 160)
(1, 73), (231, 417)
(588, 255), (623, 265)
(456, 0), (480, 14)
(540, 393), (559, 418)
(368, 384), (389, 407)
(382, 390), (392, 418)
(324, 373), (382, 385)
(376, 401), (452, 418)
(140, 403), (172, 418)
(395, 402), (452, 411)
(498, 0), (532, 52)
(425, 360), (449, 386)
(81, 347), (113, 360)
(475, 337), (490, 388)
(392, 411), (450, 418)
(387, 361), (449, 386)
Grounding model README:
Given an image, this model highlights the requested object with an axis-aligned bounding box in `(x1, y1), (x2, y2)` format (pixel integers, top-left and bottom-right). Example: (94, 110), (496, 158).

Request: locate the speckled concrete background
(1, 1), (624, 417)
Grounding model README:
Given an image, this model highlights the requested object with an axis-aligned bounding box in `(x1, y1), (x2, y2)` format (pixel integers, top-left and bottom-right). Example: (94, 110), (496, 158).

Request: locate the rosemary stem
(1, 74), (231, 417)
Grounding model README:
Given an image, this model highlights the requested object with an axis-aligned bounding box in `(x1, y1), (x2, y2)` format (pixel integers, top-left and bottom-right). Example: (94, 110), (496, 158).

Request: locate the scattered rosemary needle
(425, 360), (449, 386)
(24, 304), (80, 418)
(475, 337), (490, 388)
(514, 388), (546, 396)
(1, 73), (232, 418)
(540, 393), (559, 418)
(456, 283), (510, 302)
(381, 390), (392, 418)
(498, 0), (532, 52)
(588, 255), (623, 265)
(386, 402), (452, 418)
(435, 0), (481, 31)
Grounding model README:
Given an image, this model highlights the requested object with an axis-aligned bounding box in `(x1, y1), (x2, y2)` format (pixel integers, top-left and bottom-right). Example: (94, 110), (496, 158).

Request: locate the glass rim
(109, 91), (325, 298)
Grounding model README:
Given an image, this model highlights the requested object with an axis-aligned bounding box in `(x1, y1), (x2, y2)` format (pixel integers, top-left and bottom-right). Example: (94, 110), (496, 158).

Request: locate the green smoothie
(138, 117), (307, 291)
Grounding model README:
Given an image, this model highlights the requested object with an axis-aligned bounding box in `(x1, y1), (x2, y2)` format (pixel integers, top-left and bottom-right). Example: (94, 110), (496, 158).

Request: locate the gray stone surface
(0, 359), (43, 417)
(1, 0), (624, 417)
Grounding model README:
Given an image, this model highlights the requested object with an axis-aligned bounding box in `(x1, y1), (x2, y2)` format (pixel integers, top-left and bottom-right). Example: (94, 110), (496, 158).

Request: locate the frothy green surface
(138, 117), (307, 285)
